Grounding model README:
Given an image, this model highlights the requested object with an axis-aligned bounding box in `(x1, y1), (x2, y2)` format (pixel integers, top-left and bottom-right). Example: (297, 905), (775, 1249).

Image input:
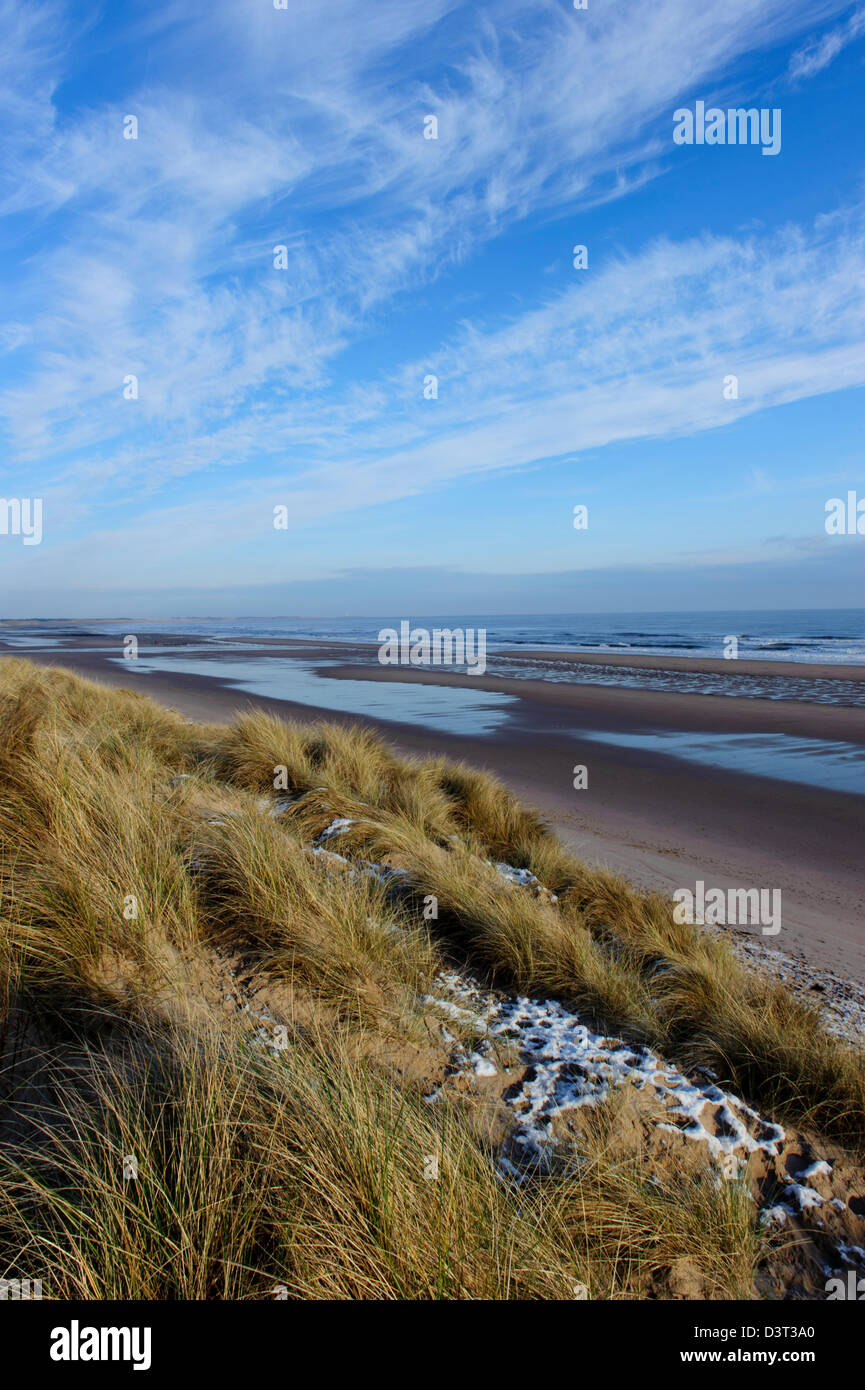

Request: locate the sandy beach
(6, 630), (863, 984)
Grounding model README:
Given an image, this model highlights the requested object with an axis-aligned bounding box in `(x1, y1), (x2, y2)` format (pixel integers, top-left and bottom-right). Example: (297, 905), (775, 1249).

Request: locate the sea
(2, 609), (864, 790)
(28, 607), (865, 664)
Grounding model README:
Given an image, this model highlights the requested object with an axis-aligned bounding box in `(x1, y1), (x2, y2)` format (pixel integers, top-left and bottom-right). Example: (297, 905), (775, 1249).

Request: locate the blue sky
(1, 0), (863, 617)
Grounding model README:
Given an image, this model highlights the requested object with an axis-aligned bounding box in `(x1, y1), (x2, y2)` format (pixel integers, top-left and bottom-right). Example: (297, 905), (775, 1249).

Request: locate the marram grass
(0, 657), (859, 1300)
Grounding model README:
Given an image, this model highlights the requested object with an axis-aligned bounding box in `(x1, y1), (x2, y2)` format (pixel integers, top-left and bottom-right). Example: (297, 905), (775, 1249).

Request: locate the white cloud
(0, 0), (862, 596)
(4, 204), (864, 592)
(789, 6), (865, 81)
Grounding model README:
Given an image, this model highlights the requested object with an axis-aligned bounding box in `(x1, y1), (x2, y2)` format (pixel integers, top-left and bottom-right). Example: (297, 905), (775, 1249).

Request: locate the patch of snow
(800, 1159), (832, 1183)
(488, 860), (558, 902)
(782, 1182), (825, 1213)
(424, 976), (785, 1175)
(761, 1206), (789, 1227)
(490, 861), (540, 888)
(318, 818), (355, 841)
(259, 795), (296, 816)
(310, 844), (407, 887)
(471, 1051), (498, 1077)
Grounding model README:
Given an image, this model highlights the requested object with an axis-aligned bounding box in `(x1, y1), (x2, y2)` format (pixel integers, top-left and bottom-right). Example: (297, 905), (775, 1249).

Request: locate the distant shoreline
(1, 610), (862, 669)
(1, 624), (864, 681)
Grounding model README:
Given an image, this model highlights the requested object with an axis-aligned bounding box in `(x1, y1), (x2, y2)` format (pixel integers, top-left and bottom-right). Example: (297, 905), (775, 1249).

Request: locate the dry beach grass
(0, 657), (862, 1300)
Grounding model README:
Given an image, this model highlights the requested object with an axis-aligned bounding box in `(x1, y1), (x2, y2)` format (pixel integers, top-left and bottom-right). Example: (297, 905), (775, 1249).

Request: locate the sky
(0, 0), (863, 618)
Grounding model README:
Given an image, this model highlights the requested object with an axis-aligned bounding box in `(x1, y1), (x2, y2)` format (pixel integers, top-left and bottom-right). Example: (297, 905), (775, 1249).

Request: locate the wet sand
(496, 647), (865, 680)
(4, 635), (864, 983)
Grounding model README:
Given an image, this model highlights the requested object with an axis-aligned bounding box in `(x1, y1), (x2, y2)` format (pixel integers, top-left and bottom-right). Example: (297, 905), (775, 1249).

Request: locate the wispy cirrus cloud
(4, 203), (864, 596)
(1, 0), (854, 462)
(788, 5), (865, 81)
(0, 0), (862, 609)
